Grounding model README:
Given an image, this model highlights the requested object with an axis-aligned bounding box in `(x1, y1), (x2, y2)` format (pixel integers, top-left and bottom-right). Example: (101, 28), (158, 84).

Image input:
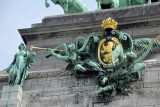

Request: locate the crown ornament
(101, 17), (118, 30)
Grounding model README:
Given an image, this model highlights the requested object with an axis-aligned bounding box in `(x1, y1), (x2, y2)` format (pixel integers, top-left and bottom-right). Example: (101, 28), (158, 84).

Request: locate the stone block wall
(1, 61), (160, 107)
(0, 85), (23, 107)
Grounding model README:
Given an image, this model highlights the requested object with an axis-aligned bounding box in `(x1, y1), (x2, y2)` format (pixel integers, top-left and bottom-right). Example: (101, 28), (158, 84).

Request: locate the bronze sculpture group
(45, 0), (89, 14)
(97, 0), (160, 10)
(44, 17), (160, 101)
(45, 0), (160, 14)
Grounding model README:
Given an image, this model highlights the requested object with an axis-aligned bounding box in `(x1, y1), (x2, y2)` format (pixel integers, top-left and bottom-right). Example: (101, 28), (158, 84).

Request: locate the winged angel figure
(7, 43), (36, 86)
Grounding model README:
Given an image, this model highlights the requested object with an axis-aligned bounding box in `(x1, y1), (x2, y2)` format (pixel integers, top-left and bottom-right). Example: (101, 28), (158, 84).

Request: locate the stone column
(0, 85), (23, 107)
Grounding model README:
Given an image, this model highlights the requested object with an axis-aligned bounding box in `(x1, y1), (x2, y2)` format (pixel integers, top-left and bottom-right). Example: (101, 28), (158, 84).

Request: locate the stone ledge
(0, 68), (71, 82)
(143, 60), (160, 68)
(18, 2), (160, 43)
(33, 2), (160, 27)
(1, 59), (160, 82)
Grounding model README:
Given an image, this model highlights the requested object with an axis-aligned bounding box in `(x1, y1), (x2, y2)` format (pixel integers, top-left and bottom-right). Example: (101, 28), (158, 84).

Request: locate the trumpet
(30, 45), (66, 51)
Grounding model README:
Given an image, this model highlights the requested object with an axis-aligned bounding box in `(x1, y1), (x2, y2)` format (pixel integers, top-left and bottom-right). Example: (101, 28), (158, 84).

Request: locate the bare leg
(148, 0), (151, 3)
(87, 61), (104, 71)
(111, 0), (119, 8)
(74, 64), (86, 72)
(96, 0), (101, 10)
(95, 85), (113, 94)
(64, 0), (68, 14)
(101, 77), (108, 85)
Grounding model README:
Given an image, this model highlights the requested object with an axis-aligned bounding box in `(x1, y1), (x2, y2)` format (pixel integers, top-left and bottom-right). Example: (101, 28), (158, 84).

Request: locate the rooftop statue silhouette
(96, 0), (160, 10)
(45, 0), (89, 14)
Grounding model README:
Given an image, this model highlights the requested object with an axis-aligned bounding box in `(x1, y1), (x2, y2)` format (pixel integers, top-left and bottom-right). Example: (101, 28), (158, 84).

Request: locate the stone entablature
(19, 3), (160, 43)
(0, 60), (160, 82)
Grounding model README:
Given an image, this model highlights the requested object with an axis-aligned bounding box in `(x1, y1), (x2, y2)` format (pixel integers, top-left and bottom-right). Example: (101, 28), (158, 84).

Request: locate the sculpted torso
(15, 51), (27, 72)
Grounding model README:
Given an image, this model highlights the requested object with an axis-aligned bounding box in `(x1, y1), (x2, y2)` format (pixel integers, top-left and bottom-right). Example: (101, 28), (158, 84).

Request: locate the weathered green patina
(45, 0), (160, 12)
(45, 17), (160, 101)
(45, 0), (89, 14)
(96, 0), (160, 10)
(120, 0), (152, 7)
(46, 39), (104, 78)
(96, 0), (119, 10)
(7, 43), (36, 87)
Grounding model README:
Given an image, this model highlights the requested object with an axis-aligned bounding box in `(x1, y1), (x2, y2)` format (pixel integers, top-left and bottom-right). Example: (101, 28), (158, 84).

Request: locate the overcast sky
(0, 0), (97, 71)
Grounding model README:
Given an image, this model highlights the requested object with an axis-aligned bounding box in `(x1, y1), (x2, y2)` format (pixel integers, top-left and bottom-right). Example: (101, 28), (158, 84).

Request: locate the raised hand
(46, 48), (53, 58)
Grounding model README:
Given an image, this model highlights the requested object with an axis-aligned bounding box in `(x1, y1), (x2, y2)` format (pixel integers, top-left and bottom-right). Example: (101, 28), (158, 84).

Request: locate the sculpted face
(18, 43), (25, 50)
(51, 0), (58, 4)
(68, 43), (75, 52)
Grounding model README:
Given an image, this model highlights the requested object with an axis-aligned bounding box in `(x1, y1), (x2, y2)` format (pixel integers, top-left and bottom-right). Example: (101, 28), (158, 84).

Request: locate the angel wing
(76, 33), (98, 53)
(133, 38), (160, 54)
(20, 52), (36, 86)
(76, 36), (86, 52)
(133, 38), (160, 63)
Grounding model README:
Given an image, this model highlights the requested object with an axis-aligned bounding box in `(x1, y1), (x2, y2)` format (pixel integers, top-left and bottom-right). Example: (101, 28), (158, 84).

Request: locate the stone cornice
(18, 3), (160, 44)
(0, 68), (71, 82)
(1, 60), (160, 82)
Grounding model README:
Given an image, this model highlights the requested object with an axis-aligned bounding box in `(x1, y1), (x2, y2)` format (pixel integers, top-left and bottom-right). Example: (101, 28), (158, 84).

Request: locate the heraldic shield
(98, 37), (120, 66)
